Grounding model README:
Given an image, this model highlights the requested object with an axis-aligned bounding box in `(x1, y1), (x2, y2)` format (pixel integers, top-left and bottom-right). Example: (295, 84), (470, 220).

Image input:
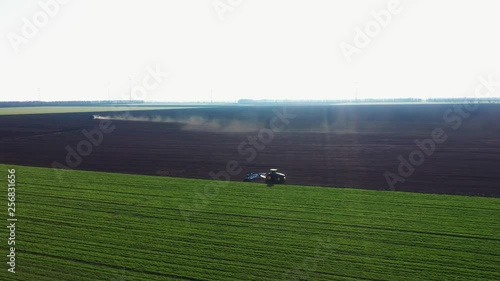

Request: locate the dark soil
(1, 104), (499, 197)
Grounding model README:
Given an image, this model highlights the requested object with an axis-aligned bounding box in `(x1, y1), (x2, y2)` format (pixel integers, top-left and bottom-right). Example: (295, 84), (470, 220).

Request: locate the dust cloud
(92, 114), (265, 133)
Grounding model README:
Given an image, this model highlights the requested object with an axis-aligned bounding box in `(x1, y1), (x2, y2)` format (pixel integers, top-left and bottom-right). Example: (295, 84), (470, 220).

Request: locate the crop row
(2, 164), (499, 280)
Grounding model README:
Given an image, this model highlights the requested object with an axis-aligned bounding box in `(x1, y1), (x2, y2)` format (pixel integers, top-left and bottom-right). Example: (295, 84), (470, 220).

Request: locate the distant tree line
(426, 97), (500, 103)
(0, 100), (144, 108)
(238, 97), (500, 104)
(238, 98), (424, 104)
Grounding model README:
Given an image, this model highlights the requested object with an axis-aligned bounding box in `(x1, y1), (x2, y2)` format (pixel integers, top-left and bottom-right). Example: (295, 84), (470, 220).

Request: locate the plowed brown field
(1, 104), (499, 196)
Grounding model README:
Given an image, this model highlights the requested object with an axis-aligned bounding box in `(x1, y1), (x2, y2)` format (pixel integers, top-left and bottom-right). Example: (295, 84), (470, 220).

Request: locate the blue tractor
(243, 168), (286, 184)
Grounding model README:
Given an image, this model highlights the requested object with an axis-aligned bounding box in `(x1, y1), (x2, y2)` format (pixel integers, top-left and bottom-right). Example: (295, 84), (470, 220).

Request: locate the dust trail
(92, 114), (265, 133)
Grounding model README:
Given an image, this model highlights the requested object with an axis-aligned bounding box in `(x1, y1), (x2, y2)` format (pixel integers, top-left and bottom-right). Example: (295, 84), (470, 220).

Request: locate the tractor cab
(242, 168), (286, 185)
(265, 168), (286, 184)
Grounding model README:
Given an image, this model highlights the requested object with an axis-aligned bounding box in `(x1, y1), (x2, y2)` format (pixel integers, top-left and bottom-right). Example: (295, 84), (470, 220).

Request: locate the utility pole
(128, 76), (132, 103)
(354, 82), (359, 103)
(107, 81), (111, 101)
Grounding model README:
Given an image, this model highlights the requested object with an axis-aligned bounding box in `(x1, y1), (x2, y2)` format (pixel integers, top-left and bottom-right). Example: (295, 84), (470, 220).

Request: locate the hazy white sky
(1, 0), (500, 102)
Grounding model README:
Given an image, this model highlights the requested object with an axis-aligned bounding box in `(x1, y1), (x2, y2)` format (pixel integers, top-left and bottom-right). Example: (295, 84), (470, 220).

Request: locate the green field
(1, 164), (499, 280)
(0, 106), (197, 115)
